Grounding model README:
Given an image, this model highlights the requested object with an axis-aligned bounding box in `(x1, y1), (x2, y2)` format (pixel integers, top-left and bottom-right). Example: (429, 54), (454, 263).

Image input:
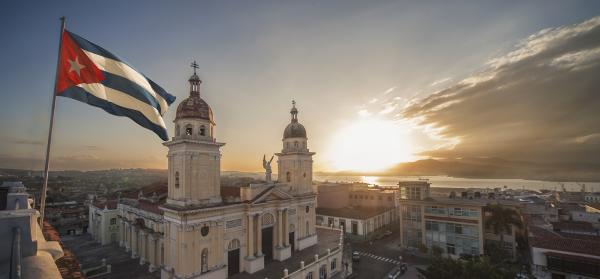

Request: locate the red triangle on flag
(55, 31), (105, 93)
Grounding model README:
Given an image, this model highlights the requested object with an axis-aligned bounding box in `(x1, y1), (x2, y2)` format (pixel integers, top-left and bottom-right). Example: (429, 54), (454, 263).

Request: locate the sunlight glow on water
(315, 175), (600, 192)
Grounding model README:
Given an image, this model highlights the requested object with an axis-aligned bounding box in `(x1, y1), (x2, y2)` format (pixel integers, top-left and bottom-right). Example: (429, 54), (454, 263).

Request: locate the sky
(0, 1), (599, 172)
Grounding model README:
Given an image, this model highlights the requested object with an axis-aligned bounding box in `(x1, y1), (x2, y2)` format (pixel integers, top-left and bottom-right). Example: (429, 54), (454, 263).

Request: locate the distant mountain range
(316, 157), (600, 182)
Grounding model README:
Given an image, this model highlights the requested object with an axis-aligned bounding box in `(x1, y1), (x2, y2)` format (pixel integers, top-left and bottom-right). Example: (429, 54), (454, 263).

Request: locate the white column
(283, 209), (290, 247)
(139, 230), (147, 265)
(247, 214), (255, 259)
(277, 209), (283, 248)
(131, 226), (139, 258)
(148, 234), (157, 271)
(125, 223), (131, 251)
(256, 214), (263, 257)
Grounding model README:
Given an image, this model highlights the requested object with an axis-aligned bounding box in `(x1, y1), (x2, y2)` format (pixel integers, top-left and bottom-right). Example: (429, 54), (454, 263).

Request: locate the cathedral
(91, 68), (321, 279)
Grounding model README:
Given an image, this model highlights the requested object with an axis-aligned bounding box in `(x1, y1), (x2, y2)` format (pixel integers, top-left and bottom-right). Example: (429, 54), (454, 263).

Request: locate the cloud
(403, 16), (600, 164)
(6, 138), (44, 146)
(430, 77), (452, 87)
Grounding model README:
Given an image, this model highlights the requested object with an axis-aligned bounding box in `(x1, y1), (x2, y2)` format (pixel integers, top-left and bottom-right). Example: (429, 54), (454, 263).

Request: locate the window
(306, 206), (310, 213)
(175, 171), (180, 188)
(201, 248), (208, 273)
(319, 264), (327, 279)
(331, 258), (337, 271)
(294, 141), (299, 148)
(185, 125), (193, 135)
(306, 272), (313, 279)
(447, 243), (455, 255)
(110, 218), (117, 225)
(306, 220), (310, 236)
(200, 125), (206, 136)
(286, 172), (291, 182)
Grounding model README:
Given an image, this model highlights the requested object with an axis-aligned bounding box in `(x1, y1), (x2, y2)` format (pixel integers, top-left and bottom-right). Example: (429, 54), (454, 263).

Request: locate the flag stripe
(82, 50), (170, 115)
(74, 83), (166, 130)
(99, 71), (162, 113)
(60, 87), (168, 140)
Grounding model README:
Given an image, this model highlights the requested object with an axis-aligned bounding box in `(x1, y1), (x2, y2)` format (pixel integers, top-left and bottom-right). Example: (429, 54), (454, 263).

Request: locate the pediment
(251, 187), (293, 204)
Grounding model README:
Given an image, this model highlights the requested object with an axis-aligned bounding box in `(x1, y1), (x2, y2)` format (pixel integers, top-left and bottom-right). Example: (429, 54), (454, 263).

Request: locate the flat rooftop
(230, 227), (341, 279)
(316, 206), (392, 220)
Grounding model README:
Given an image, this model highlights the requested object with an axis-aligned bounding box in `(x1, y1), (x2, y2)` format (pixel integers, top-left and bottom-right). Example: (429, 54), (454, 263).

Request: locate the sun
(326, 117), (414, 172)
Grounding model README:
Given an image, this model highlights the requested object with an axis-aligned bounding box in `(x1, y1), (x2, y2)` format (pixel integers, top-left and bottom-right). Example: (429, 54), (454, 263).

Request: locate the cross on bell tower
(189, 60), (201, 94)
(190, 60), (199, 74)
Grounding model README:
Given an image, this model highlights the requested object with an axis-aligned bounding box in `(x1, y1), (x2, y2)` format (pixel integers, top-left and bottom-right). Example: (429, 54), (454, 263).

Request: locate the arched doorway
(227, 239), (240, 276)
(261, 213), (275, 261)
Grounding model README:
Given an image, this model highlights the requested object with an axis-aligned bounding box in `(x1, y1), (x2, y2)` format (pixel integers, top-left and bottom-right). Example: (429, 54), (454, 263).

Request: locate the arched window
(185, 124), (193, 135)
(286, 172), (291, 182)
(201, 248), (208, 273)
(200, 125), (206, 136)
(175, 171), (180, 188)
(294, 141), (299, 148)
(306, 271), (313, 279)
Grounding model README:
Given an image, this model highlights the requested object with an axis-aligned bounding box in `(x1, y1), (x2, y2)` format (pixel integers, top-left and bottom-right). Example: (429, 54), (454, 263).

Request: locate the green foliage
(431, 245), (444, 257)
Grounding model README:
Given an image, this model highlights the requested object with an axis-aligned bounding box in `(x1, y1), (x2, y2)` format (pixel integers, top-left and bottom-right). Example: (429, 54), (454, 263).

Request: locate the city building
(397, 181), (520, 259)
(529, 225), (600, 279)
(584, 192), (600, 203)
(88, 200), (120, 245)
(90, 70), (344, 279)
(316, 206), (396, 237)
(316, 182), (399, 238)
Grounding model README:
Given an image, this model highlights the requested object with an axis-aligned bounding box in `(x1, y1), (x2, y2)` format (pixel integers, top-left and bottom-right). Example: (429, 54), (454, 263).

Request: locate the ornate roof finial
(290, 99), (298, 122)
(190, 60), (199, 75)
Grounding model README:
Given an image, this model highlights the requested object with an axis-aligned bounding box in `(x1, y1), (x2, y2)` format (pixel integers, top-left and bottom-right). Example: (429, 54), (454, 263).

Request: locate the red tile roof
(93, 200), (118, 210)
(551, 220), (595, 233)
(42, 221), (86, 279)
(529, 225), (600, 256)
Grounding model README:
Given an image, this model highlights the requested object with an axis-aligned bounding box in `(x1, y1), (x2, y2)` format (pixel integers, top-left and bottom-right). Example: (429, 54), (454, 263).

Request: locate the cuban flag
(55, 30), (175, 140)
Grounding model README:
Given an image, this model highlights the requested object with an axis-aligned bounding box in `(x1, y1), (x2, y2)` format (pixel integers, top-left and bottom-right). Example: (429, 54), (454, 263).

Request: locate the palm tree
(485, 204), (522, 257)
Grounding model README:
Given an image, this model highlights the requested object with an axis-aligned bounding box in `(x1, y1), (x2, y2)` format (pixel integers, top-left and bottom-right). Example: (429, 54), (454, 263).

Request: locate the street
(347, 230), (428, 279)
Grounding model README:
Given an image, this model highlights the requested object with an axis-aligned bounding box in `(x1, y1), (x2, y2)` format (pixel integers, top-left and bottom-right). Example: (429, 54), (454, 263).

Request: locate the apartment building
(398, 181), (519, 259)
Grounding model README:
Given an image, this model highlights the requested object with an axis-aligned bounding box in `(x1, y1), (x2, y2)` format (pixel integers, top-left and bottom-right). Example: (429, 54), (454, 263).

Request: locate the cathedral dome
(175, 69), (214, 122)
(175, 93), (214, 122)
(283, 101), (306, 139)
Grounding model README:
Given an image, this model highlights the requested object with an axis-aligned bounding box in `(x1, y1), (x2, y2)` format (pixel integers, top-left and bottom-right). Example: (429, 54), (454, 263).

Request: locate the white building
(88, 200), (120, 245)
(90, 70), (345, 279)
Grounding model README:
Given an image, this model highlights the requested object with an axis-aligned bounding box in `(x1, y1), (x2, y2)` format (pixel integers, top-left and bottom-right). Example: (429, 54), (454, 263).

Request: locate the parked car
(352, 251), (360, 262)
(399, 263), (408, 274)
(383, 230), (393, 237)
(374, 233), (385, 240)
(385, 266), (402, 279)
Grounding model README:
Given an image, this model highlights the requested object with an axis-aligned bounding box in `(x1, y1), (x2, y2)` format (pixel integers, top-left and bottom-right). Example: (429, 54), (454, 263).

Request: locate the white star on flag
(68, 56), (85, 76)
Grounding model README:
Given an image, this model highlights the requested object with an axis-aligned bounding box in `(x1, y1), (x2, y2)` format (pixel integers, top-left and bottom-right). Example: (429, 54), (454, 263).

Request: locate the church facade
(106, 70), (318, 279)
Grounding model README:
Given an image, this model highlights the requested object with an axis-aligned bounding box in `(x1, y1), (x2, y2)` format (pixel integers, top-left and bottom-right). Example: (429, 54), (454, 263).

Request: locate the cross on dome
(190, 60), (199, 74)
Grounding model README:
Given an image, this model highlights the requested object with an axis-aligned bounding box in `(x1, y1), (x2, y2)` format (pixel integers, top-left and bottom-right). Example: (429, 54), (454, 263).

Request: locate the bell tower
(276, 101), (315, 195)
(163, 62), (224, 207)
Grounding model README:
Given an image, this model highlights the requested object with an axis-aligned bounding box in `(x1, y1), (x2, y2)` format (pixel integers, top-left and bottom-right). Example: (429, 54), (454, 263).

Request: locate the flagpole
(39, 16), (65, 227)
